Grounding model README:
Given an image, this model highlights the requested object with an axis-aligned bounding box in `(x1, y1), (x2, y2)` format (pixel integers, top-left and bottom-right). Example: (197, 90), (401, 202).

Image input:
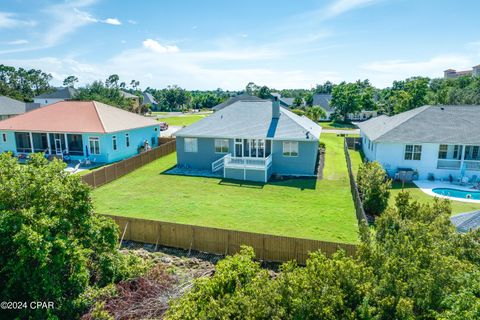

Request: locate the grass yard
(319, 121), (357, 130)
(158, 114), (208, 126)
(92, 134), (360, 243)
(389, 182), (480, 215)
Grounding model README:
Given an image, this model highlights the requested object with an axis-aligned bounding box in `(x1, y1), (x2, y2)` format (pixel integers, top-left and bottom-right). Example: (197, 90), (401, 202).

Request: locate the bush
(291, 108), (305, 116)
(356, 161), (391, 216)
(0, 153), (146, 319)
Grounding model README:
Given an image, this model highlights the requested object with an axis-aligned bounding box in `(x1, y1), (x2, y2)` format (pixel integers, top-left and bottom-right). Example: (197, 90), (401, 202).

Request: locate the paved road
(322, 129), (360, 135)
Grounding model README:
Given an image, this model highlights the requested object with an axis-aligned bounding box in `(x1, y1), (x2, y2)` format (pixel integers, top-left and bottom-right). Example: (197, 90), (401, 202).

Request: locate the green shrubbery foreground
(0, 154), (149, 319)
(166, 192), (480, 319)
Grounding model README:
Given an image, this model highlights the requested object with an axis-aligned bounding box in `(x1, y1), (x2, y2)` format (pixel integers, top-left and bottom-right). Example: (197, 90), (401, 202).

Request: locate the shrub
(0, 153), (146, 319)
(356, 161), (391, 216)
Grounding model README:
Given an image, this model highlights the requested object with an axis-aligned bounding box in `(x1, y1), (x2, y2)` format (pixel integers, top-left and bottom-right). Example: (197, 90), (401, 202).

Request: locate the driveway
(451, 210), (480, 232)
(161, 125), (182, 137)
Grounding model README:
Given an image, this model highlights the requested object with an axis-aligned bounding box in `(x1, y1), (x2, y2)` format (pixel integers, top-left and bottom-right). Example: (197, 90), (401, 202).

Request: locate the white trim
(64, 133), (69, 153)
(184, 137), (198, 153)
(46, 133), (51, 154)
(214, 138), (229, 154)
(29, 132), (34, 153)
(88, 136), (101, 155)
(282, 141), (299, 157)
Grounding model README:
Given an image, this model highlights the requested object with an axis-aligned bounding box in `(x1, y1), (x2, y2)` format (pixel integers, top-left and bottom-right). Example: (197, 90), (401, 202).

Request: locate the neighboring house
(312, 93), (377, 121)
(444, 65), (480, 78)
(212, 94), (264, 112)
(0, 96), (40, 120)
(33, 87), (78, 106)
(312, 94), (334, 120)
(175, 98), (322, 182)
(142, 92), (159, 110)
(270, 92), (295, 108)
(0, 101), (160, 163)
(120, 90), (141, 108)
(357, 105), (480, 180)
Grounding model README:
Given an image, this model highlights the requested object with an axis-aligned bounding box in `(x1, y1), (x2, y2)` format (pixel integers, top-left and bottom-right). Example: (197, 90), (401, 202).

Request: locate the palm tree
(305, 105), (327, 122)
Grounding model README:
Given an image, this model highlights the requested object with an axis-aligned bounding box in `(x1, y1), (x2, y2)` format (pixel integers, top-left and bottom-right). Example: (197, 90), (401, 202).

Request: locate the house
(312, 94), (334, 120)
(0, 96), (40, 120)
(120, 90), (140, 108)
(212, 93), (264, 112)
(357, 105), (480, 180)
(34, 87), (78, 106)
(270, 92), (295, 107)
(312, 93), (377, 121)
(444, 65), (480, 78)
(0, 101), (160, 163)
(175, 97), (322, 182)
(142, 92), (159, 110)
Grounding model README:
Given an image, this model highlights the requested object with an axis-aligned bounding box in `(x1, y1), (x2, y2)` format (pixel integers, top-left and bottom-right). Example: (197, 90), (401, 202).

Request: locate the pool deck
(414, 180), (480, 204)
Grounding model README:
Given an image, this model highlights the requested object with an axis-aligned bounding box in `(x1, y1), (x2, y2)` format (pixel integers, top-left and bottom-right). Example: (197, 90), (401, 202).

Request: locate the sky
(1, 0), (480, 90)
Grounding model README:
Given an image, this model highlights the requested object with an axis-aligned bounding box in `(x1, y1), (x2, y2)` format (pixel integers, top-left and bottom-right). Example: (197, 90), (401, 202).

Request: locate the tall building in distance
(444, 65), (480, 78)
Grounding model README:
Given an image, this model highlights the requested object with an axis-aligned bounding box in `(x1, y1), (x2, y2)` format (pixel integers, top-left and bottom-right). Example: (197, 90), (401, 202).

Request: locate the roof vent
(440, 107), (444, 110)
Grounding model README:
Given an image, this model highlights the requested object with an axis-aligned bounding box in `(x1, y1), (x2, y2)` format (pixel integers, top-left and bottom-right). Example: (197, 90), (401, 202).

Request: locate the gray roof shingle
(176, 100), (321, 141)
(142, 92), (157, 105)
(212, 94), (264, 111)
(34, 87), (78, 99)
(312, 94), (333, 112)
(0, 96), (40, 116)
(357, 105), (480, 144)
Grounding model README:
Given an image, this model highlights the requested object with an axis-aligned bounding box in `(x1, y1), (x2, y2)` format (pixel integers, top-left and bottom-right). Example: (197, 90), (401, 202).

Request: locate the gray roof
(451, 210), (480, 233)
(212, 94), (264, 111)
(357, 105), (480, 144)
(120, 90), (139, 99)
(34, 87), (77, 99)
(176, 100), (321, 141)
(280, 97), (294, 106)
(312, 94), (333, 112)
(0, 96), (40, 116)
(142, 92), (157, 105)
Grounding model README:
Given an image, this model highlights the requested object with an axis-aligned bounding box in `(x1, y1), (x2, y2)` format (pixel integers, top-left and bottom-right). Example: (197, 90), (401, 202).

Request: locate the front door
(54, 138), (62, 155)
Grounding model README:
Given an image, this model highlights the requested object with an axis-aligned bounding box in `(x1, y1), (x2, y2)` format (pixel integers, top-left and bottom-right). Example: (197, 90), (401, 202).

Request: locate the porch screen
(15, 132), (31, 153)
(67, 134), (84, 155)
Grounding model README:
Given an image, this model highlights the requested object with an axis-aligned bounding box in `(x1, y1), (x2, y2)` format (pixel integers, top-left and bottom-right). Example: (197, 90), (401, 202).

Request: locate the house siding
(271, 140), (318, 175)
(176, 137), (233, 170)
(0, 124), (159, 164)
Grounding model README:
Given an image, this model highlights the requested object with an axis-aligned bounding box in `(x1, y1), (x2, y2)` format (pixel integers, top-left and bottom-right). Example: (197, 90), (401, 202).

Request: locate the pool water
(432, 188), (480, 200)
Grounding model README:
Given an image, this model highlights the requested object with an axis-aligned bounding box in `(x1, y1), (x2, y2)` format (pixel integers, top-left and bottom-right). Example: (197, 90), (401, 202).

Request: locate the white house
(357, 105), (480, 181)
(33, 87), (78, 106)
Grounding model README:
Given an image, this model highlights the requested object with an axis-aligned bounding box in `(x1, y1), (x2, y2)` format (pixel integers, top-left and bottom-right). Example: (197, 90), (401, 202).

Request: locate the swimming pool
(432, 188), (480, 200)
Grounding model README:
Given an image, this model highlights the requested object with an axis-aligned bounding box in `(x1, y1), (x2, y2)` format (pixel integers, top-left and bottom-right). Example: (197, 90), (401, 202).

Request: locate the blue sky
(1, 0), (480, 90)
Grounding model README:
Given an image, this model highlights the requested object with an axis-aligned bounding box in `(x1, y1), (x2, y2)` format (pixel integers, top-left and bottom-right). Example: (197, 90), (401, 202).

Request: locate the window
(465, 145), (480, 161)
(184, 138), (198, 153)
(214, 139), (229, 153)
(283, 141), (299, 157)
(112, 136), (117, 151)
(67, 134), (83, 155)
(125, 133), (130, 147)
(2, 133), (6, 142)
(438, 144), (448, 159)
(89, 137), (100, 155)
(404, 144), (422, 160)
(15, 132), (31, 153)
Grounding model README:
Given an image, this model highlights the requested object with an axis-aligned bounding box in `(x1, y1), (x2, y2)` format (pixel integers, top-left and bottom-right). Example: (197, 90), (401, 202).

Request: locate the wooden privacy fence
(344, 139), (368, 225)
(81, 138), (176, 188)
(106, 214), (357, 265)
(345, 137), (362, 150)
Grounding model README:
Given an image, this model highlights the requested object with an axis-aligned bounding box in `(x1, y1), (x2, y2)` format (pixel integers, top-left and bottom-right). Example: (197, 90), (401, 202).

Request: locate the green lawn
(319, 121), (357, 130)
(158, 114), (208, 126)
(92, 135), (360, 243)
(389, 182), (480, 215)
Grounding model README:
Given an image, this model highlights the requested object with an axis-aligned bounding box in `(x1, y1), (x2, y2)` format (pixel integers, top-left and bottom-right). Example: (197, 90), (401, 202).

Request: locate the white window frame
(404, 144), (422, 160)
(214, 139), (229, 154)
(184, 138), (198, 153)
(89, 137), (100, 155)
(283, 141), (299, 157)
(112, 135), (117, 151)
(125, 133), (130, 147)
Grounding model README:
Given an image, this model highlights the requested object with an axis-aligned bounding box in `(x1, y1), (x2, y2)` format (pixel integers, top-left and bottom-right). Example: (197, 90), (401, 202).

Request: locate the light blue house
(357, 105), (480, 181)
(175, 98), (322, 182)
(0, 100), (160, 164)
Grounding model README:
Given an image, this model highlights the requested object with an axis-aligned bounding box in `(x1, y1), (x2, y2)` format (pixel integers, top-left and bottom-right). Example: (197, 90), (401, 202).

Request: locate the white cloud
(103, 18), (121, 25)
(142, 39), (180, 54)
(6, 39), (29, 45)
(128, 19), (137, 25)
(325, 0), (378, 18)
(0, 12), (36, 28)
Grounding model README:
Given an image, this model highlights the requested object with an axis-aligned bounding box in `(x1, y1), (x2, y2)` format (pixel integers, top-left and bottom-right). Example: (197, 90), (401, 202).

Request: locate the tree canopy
(0, 64), (53, 101)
